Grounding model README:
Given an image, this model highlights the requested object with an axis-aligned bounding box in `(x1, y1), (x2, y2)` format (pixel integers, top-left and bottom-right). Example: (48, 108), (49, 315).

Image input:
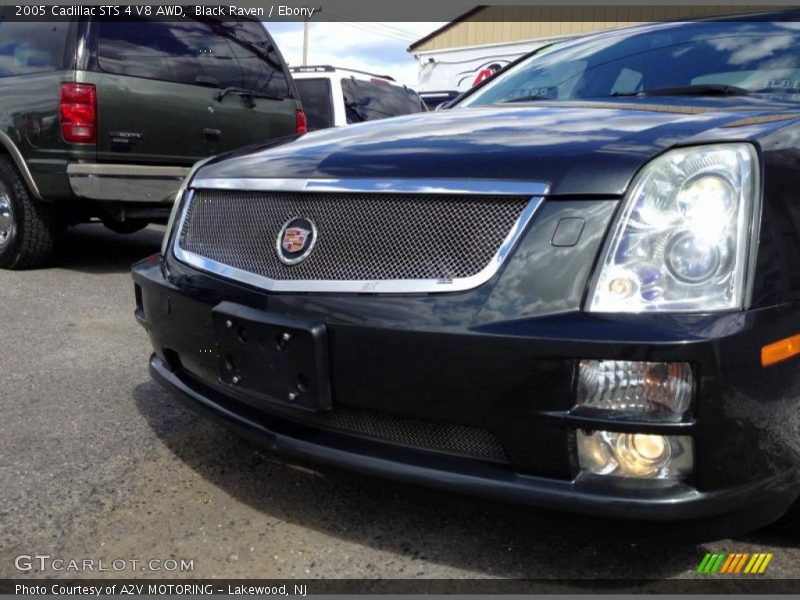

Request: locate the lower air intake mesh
(180, 358), (509, 464)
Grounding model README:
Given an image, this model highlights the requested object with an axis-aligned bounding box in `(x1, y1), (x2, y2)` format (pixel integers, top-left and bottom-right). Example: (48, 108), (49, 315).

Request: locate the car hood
(195, 99), (800, 196)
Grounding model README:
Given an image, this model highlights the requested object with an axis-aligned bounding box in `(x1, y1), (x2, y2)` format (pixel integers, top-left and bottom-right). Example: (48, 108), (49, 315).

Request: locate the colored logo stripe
(720, 553), (748, 573)
(697, 553), (726, 574)
(698, 552), (773, 574)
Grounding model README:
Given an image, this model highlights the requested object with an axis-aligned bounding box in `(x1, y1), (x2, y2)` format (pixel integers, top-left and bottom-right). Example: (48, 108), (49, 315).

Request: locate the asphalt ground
(1, 224), (798, 588)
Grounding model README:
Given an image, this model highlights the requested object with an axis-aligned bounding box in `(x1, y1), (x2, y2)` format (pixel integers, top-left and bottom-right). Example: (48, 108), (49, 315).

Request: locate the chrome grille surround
(173, 178), (548, 294)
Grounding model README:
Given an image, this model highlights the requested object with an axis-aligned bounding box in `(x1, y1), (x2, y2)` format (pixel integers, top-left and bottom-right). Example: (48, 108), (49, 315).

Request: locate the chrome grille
(178, 189), (531, 284)
(180, 358), (509, 464)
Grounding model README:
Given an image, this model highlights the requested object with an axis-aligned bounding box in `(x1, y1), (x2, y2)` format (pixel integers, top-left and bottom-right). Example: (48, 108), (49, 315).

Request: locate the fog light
(576, 360), (692, 417)
(577, 430), (693, 479)
(615, 433), (670, 477)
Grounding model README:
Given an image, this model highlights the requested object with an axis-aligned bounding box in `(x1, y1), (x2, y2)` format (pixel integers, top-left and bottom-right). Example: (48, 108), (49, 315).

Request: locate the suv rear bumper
(67, 163), (189, 203)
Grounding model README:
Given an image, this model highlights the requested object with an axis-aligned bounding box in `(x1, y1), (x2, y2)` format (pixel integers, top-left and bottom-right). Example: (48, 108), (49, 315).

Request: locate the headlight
(587, 143), (759, 312)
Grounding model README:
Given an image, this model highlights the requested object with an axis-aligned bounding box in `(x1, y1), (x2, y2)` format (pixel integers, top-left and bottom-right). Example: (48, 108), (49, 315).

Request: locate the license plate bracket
(212, 301), (332, 412)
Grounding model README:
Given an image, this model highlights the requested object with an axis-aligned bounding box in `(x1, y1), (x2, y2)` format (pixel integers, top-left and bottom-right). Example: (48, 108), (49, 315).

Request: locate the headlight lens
(588, 143), (758, 312)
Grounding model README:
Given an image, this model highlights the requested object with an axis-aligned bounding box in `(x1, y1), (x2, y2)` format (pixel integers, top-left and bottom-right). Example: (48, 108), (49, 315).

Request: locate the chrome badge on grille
(277, 217), (317, 265)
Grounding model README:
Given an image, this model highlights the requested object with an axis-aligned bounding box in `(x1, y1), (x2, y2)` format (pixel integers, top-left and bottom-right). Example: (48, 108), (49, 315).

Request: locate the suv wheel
(0, 156), (56, 269)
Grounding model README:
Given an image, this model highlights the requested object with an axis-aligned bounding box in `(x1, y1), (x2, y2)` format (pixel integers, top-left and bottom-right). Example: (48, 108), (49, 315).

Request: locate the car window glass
(98, 20), (214, 84)
(460, 21), (800, 105)
(226, 20), (291, 97)
(0, 23), (69, 76)
(294, 78), (333, 130)
(610, 67), (643, 95)
(341, 78), (423, 123)
(494, 60), (586, 101)
(97, 19), (290, 97)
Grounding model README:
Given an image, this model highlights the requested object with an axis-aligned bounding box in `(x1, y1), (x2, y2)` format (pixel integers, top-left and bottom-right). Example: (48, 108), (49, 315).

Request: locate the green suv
(0, 19), (304, 268)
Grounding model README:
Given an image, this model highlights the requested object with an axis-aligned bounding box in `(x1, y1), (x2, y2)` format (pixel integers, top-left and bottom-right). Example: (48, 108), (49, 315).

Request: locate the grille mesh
(181, 359), (509, 464)
(179, 190), (529, 282)
(265, 401), (510, 464)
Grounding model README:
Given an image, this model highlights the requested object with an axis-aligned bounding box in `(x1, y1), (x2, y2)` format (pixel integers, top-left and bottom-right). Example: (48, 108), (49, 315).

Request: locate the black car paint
(134, 89), (800, 527)
(195, 97), (799, 195)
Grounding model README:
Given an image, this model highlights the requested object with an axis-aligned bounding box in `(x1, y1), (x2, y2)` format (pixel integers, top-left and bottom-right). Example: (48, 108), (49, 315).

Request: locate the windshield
(459, 19), (800, 106)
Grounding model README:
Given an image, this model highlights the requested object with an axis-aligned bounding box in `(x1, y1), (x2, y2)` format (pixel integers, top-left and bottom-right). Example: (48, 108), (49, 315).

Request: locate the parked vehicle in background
(0, 18), (304, 269)
(419, 90), (460, 110)
(290, 66), (426, 131)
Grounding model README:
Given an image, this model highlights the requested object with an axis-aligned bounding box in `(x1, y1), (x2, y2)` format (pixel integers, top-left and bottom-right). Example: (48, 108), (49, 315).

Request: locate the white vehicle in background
(290, 65), (427, 131)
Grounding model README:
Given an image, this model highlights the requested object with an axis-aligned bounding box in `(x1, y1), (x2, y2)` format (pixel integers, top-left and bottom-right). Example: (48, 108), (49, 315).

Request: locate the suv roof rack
(290, 65), (336, 73)
(291, 65), (396, 82)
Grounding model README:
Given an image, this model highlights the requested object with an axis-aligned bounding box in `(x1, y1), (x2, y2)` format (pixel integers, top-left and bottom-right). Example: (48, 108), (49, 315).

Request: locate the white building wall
(413, 37), (566, 93)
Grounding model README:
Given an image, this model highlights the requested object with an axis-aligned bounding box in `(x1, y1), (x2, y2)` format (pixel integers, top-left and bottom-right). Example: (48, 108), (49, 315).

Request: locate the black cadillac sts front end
(133, 17), (800, 531)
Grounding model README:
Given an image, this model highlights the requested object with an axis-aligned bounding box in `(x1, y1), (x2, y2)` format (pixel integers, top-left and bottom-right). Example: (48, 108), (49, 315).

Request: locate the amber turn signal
(761, 334), (800, 367)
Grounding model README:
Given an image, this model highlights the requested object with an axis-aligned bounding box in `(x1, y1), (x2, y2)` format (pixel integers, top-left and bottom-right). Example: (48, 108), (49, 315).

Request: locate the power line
(325, 21), (418, 43)
(318, 9), (421, 41)
(319, 7), (419, 37)
(320, 21), (418, 44)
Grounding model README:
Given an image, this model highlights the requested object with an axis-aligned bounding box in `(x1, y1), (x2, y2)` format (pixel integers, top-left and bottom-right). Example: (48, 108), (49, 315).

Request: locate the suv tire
(0, 156), (57, 269)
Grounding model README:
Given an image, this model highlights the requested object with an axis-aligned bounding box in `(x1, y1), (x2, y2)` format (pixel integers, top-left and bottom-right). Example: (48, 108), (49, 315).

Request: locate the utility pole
(302, 20), (309, 66)
(302, 7), (321, 66)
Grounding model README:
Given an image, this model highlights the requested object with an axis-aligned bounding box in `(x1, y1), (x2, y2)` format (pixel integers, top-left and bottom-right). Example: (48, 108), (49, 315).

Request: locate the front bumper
(132, 254), (800, 525)
(147, 354), (797, 524)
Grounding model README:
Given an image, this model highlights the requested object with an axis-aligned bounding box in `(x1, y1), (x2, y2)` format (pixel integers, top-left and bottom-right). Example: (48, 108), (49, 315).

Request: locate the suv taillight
(60, 83), (96, 144)
(296, 109), (308, 135)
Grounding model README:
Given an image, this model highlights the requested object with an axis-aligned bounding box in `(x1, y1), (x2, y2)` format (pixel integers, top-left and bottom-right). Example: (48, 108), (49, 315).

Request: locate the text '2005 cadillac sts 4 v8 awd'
(134, 13), (800, 533)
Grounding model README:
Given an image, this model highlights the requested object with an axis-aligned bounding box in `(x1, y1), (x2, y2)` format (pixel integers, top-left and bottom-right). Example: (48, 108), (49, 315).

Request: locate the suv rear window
(96, 19), (291, 98)
(341, 78), (424, 124)
(0, 23), (69, 76)
(294, 78), (333, 131)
